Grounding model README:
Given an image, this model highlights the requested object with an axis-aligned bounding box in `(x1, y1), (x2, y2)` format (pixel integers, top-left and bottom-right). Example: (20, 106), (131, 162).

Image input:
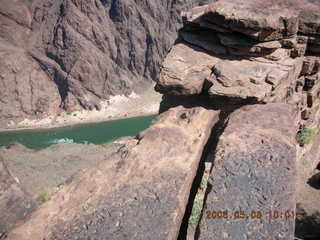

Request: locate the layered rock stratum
(0, 0), (210, 128)
(1, 0), (320, 239)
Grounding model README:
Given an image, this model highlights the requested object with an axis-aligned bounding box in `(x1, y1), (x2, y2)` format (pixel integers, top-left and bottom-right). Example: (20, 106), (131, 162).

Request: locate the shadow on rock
(295, 204), (320, 239)
(158, 93), (258, 114)
(307, 172), (320, 190)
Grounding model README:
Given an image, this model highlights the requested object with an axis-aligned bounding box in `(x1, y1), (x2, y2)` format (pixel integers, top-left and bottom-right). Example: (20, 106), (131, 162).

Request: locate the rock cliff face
(156, 0), (320, 102)
(0, 0), (210, 127)
(155, 0), (320, 239)
(2, 0), (320, 239)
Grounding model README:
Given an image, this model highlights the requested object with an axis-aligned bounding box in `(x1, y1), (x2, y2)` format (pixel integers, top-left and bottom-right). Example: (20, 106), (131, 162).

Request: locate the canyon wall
(0, 0), (210, 127)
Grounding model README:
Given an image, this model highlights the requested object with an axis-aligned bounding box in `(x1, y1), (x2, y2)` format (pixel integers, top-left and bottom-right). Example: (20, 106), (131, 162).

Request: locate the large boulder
(203, 0), (300, 41)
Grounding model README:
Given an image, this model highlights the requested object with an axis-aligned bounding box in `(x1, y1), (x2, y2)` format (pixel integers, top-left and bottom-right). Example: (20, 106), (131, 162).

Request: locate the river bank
(1, 86), (162, 133)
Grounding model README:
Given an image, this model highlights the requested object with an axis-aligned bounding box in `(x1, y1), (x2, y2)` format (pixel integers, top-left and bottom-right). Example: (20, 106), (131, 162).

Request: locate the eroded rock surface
(198, 103), (297, 240)
(0, 141), (123, 235)
(0, 155), (38, 235)
(0, 0), (210, 127)
(0, 142), (123, 199)
(156, 0), (320, 102)
(8, 106), (219, 240)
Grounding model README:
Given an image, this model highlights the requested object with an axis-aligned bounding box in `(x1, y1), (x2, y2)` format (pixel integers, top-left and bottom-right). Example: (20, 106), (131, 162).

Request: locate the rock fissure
(177, 106), (236, 240)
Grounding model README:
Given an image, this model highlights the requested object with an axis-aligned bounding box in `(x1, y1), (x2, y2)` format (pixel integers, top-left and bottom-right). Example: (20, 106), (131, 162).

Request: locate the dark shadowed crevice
(177, 106), (239, 240)
(30, 55), (70, 104)
(161, 92), (260, 240)
(295, 204), (320, 239)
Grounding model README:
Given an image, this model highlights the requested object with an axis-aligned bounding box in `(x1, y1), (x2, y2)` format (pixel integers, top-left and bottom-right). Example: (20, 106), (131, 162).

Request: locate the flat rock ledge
(7, 106), (219, 240)
(198, 103), (297, 240)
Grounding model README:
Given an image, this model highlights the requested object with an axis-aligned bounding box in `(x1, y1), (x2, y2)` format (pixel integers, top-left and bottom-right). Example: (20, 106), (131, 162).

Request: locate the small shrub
(296, 128), (315, 145)
(188, 197), (203, 229)
(200, 176), (208, 190)
(37, 191), (50, 203)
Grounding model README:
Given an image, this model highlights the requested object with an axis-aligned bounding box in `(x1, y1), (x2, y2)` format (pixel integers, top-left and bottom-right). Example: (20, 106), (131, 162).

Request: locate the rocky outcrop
(198, 104), (297, 240)
(0, 0), (210, 127)
(7, 106), (219, 240)
(156, 0), (320, 239)
(155, 0), (320, 103)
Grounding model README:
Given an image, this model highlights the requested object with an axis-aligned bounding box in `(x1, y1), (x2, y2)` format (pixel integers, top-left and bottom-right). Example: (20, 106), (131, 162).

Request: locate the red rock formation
(2, 0), (320, 239)
(0, 0), (210, 127)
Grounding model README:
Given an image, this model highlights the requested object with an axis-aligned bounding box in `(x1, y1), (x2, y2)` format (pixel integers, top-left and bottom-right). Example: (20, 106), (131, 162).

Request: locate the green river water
(0, 115), (156, 150)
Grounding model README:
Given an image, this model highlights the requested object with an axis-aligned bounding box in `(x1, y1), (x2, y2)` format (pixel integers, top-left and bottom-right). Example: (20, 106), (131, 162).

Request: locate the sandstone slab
(198, 103), (297, 240)
(209, 57), (303, 101)
(217, 33), (282, 57)
(156, 41), (303, 102)
(203, 0), (300, 41)
(180, 31), (227, 55)
(156, 43), (220, 95)
(8, 106), (219, 240)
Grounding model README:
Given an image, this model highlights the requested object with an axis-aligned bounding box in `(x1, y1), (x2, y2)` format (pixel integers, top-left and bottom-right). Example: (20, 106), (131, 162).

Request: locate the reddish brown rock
(0, 0), (210, 126)
(209, 57), (303, 101)
(156, 43), (220, 95)
(201, 0), (300, 41)
(217, 33), (282, 57)
(8, 106), (219, 240)
(307, 35), (320, 54)
(157, 0), (313, 102)
(180, 31), (227, 55)
(198, 103), (297, 240)
(0, 46), (61, 123)
(0, 0), (32, 46)
(156, 40), (303, 101)
(298, 1), (320, 36)
(0, 155), (38, 235)
(301, 57), (320, 76)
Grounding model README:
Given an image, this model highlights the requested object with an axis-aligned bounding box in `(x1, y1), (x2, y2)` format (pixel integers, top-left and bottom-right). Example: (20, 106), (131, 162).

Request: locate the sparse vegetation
(296, 128), (315, 146)
(189, 196), (204, 229)
(37, 191), (50, 203)
(188, 173), (209, 229)
(200, 175), (208, 190)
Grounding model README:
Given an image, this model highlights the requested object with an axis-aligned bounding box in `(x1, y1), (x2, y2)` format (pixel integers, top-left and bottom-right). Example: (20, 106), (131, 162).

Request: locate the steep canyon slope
(0, 0), (210, 128)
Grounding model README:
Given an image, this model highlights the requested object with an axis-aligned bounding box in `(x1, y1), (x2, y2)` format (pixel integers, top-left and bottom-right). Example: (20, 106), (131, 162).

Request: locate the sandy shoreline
(1, 87), (162, 133)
